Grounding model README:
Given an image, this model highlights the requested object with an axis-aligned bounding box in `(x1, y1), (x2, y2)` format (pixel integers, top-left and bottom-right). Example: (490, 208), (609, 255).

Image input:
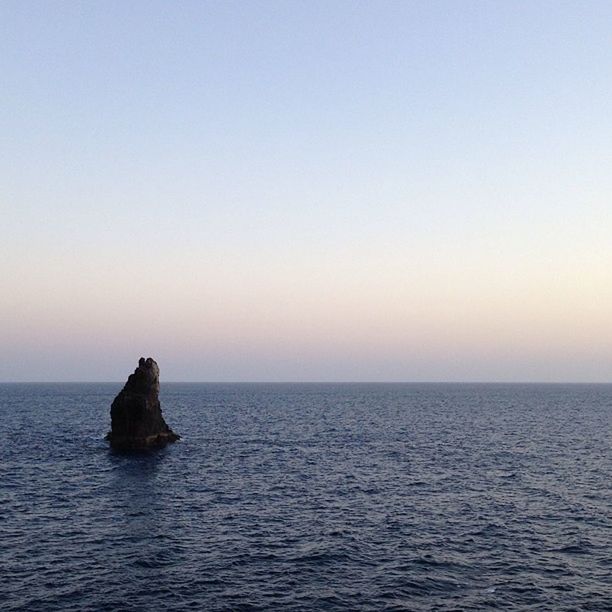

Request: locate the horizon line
(1, 380), (611, 385)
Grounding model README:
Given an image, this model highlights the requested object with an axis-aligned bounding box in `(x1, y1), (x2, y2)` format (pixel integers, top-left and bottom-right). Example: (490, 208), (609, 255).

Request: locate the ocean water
(1, 383), (610, 611)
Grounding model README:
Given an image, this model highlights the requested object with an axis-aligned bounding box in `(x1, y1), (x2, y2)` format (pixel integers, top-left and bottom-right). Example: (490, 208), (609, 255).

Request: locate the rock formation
(106, 357), (180, 450)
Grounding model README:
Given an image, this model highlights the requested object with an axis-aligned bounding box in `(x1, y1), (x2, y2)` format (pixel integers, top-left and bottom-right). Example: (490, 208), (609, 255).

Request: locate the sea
(1, 383), (610, 611)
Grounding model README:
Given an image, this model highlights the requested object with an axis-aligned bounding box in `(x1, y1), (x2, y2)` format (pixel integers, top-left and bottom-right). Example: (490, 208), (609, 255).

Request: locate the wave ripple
(1, 383), (611, 610)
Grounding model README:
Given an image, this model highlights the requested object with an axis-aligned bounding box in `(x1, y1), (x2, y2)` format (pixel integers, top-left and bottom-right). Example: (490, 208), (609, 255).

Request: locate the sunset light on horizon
(2, 1), (612, 382)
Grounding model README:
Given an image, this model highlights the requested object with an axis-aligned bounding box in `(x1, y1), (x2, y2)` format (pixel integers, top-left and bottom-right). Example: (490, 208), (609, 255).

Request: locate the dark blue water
(1, 383), (610, 610)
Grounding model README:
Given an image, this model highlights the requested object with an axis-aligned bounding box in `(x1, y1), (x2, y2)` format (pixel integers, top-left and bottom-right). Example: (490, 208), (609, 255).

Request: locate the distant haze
(2, 1), (612, 382)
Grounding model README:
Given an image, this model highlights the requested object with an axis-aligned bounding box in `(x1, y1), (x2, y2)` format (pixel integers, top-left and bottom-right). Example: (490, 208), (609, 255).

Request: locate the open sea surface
(1, 383), (610, 610)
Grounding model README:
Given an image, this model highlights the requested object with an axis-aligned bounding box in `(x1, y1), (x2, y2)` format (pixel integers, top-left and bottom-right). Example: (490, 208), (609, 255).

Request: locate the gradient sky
(2, 1), (612, 382)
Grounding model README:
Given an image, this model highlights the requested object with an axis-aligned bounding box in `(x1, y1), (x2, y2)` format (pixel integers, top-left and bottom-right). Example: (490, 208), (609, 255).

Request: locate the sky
(2, 0), (612, 382)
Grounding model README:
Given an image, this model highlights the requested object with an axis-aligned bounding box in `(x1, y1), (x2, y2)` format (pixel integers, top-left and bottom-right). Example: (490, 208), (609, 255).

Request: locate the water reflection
(105, 447), (183, 597)
(108, 447), (167, 526)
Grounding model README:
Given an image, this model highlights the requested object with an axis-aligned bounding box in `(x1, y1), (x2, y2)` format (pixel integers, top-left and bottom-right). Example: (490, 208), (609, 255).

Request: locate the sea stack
(106, 357), (180, 450)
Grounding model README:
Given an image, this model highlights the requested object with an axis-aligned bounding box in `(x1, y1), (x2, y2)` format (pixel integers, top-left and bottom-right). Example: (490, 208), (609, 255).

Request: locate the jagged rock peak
(106, 357), (179, 450)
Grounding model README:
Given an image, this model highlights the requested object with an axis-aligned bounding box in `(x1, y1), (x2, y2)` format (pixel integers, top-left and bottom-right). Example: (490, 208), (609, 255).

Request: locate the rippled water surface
(1, 383), (611, 610)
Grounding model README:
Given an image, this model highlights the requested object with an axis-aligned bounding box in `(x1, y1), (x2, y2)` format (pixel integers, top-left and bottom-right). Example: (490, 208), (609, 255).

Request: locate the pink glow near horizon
(2, 2), (612, 381)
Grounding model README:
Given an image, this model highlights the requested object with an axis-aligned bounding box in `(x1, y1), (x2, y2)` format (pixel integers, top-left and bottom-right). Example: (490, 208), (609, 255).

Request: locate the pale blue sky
(2, 1), (612, 381)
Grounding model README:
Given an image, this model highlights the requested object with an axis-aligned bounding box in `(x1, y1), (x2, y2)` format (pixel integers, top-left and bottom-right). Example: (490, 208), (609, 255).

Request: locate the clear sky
(2, 1), (612, 382)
